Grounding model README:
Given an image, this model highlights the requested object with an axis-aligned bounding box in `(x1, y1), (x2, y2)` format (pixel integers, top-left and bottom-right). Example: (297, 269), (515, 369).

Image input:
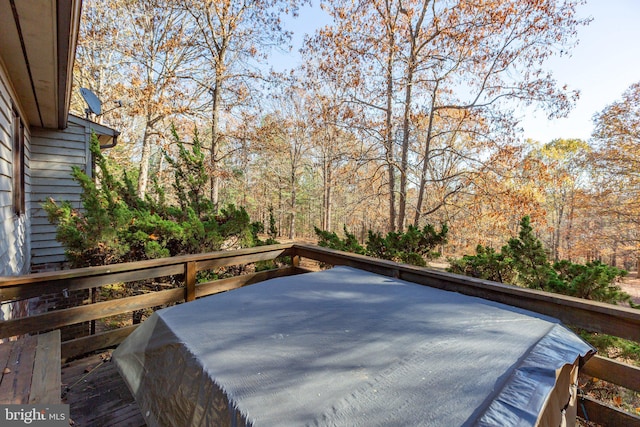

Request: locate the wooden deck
(2, 243), (640, 426)
(62, 352), (145, 427)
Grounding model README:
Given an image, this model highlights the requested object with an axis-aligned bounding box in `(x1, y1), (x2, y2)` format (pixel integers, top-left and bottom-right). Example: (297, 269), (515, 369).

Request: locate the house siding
(30, 123), (93, 339)
(0, 59), (31, 278)
(30, 122), (90, 267)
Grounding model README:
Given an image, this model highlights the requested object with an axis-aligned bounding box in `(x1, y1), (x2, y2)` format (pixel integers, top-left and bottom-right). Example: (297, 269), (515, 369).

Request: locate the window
(12, 107), (25, 216)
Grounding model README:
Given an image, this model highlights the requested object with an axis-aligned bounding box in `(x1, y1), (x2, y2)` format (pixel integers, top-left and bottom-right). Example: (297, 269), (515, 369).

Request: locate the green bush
(448, 216), (631, 305)
(366, 224), (448, 266)
(44, 129), (260, 268)
(315, 223), (448, 267)
(315, 225), (366, 254)
(448, 245), (517, 283)
(554, 260), (630, 303)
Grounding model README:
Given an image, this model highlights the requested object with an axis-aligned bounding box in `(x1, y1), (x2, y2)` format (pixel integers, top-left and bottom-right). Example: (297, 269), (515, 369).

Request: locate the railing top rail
(290, 244), (640, 330)
(0, 243), (295, 287)
(4, 241), (640, 339)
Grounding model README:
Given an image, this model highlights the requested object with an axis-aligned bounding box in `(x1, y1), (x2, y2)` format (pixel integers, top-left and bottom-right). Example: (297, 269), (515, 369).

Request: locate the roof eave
(68, 113), (120, 149)
(57, 0), (83, 129)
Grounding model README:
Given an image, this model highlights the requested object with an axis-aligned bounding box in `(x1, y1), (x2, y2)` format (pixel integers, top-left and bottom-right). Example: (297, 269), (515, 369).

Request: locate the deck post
(185, 261), (196, 302)
(291, 254), (300, 268)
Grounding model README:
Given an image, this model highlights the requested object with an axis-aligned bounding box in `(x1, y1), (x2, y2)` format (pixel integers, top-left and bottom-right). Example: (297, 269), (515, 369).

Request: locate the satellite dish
(80, 88), (102, 117)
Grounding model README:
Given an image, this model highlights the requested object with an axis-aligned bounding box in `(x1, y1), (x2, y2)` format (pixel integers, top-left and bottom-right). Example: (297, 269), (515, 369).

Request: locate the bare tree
(178, 0), (306, 211)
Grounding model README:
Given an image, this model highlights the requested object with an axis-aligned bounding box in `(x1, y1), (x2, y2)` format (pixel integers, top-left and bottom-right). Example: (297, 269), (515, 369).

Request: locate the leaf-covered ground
(619, 273), (640, 305)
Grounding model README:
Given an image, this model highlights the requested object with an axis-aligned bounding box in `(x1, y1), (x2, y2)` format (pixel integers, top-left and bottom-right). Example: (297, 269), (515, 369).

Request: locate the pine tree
(448, 216), (631, 305)
(503, 216), (558, 291)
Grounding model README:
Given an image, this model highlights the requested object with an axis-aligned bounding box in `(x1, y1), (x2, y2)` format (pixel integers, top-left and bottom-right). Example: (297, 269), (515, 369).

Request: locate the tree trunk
(398, 63), (414, 232)
(289, 169), (296, 240)
(210, 42), (227, 212)
(277, 181), (283, 236)
(400, 0), (429, 229)
(565, 202), (574, 262)
(322, 157), (329, 230)
(553, 203), (564, 262)
(414, 82), (438, 225)
(210, 79), (222, 212)
(137, 125), (152, 198)
(399, 14), (423, 231)
(385, 43), (396, 233)
(323, 159), (333, 232)
(326, 167), (332, 232)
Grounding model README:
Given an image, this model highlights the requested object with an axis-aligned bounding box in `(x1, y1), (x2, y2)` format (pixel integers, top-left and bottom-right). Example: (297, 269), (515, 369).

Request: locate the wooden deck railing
(1, 243), (640, 425)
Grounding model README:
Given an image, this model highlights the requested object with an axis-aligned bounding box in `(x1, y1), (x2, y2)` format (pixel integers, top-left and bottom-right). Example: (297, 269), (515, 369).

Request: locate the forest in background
(69, 0), (640, 269)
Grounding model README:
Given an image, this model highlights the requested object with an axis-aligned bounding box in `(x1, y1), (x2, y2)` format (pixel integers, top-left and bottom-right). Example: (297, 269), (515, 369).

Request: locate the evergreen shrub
(448, 216), (631, 305)
(44, 129), (269, 269)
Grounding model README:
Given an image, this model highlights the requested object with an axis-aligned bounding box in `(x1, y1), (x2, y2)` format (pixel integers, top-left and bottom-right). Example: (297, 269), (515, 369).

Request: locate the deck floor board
(62, 353), (146, 427)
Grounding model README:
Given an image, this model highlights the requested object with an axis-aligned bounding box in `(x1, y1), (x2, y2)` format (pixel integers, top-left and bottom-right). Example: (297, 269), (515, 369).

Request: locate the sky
(275, 0), (640, 144)
(519, 0), (640, 143)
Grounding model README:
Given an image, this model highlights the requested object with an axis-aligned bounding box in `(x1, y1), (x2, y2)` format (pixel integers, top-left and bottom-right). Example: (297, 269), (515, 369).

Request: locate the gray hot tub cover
(113, 266), (594, 426)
